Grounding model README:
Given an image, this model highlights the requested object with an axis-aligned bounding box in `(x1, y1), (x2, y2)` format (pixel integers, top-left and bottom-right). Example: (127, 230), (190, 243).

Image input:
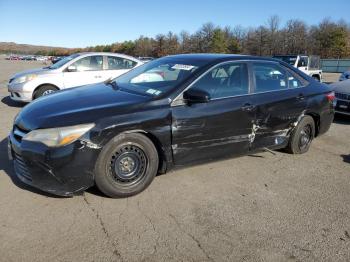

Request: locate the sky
(0, 0), (349, 48)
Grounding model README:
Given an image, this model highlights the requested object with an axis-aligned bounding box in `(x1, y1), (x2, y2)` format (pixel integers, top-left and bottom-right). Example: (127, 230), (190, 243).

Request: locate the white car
(273, 55), (323, 82)
(8, 52), (143, 102)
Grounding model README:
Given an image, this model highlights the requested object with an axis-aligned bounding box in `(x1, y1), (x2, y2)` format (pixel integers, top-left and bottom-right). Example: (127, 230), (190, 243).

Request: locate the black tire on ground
(286, 115), (315, 154)
(33, 85), (58, 99)
(95, 133), (159, 198)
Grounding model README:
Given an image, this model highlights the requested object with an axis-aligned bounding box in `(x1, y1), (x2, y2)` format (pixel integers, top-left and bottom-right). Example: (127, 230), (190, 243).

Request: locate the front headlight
(12, 74), (38, 84)
(23, 123), (95, 147)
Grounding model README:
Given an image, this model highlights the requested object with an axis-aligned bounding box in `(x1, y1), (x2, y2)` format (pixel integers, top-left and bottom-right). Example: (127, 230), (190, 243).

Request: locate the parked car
(273, 55), (323, 82)
(6, 55), (20, 60)
(331, 79), (350, 115)
(8, 54), (335, 197)
(35, 56), (48, 61)
(339, 70), (350, 81)
(7, 52), (143, 102)
(51, 56), (66, 64)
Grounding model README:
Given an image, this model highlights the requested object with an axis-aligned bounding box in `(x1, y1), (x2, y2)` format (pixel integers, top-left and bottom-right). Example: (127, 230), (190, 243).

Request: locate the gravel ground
(0, 58), (349, 262)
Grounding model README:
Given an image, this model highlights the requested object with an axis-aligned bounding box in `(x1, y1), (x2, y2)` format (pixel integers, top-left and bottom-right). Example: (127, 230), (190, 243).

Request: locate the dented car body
(8, 54), (335, 196)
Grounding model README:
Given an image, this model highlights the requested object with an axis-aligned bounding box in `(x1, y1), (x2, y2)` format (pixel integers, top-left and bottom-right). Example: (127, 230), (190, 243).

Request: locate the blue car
(339, 71), (350, 81)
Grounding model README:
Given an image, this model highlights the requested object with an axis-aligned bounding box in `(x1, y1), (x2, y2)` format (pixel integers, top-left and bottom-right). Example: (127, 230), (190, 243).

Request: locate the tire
(95, 133), (159, 198)
(33, 85), (58, 99)
(286, 115), (315, 154)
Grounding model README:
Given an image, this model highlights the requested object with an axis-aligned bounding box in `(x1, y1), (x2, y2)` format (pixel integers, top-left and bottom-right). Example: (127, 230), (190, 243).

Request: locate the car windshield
(115, 57), (206, 96)
(273, 55), (297, 66)
(49, 54), (80, 69)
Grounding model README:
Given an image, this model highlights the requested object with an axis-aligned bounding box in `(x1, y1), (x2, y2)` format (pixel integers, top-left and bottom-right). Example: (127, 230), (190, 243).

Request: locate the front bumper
(8, 131), (101, 196)
(8, 81), (35, 102)
(334, 99), (350, 116)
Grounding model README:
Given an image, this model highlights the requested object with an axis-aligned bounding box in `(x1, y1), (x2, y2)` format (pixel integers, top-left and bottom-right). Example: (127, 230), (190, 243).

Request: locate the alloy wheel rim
(42, 89), (55, 96)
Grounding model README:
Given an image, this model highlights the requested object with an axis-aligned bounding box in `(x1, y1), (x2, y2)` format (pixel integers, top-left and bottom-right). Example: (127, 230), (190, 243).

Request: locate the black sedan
(8, 54), (335, 197)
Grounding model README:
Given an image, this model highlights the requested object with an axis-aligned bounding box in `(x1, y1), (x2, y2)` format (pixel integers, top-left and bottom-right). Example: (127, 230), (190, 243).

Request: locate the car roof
(75, 52), (141, 62)
(164, 53), (279, 64)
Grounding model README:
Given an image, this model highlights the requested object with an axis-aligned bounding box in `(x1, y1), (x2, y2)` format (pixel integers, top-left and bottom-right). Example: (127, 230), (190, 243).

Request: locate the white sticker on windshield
(293, 81), (298, 87)
(146, 89), (162, 95)
(280, 80), (286, 87)
(146, 89), (157, 94)
(171, 64), (195, 71)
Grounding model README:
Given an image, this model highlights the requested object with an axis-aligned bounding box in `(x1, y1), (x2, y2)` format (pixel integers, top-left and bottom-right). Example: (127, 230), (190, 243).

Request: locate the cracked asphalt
(0, 58), (349, 262)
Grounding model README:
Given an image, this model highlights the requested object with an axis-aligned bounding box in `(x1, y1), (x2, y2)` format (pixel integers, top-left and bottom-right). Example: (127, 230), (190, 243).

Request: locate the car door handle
(241, 103), (255, 112)
(296, 94), (305, 101)
(94, 75), (102, 78)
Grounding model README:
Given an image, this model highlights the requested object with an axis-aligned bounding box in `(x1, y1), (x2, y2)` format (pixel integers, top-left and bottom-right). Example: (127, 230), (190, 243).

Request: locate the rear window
(253, 63), (305, 93)
(107, 56), (137, 70)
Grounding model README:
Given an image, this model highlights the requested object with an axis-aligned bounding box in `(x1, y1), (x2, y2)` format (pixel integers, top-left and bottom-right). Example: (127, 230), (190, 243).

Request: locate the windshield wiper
(104, 78), (119, 90)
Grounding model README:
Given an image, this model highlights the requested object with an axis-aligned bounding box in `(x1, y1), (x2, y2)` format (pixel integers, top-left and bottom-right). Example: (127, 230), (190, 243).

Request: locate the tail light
(326, 91), (335, 101)
(326, 91), (336, 106)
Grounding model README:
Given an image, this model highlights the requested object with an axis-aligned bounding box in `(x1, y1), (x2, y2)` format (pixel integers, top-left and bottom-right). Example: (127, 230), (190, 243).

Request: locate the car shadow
(334, 114), (350, 125)
(1, 96), (25, 108)
(0, 138), (65, 198)
(341, 154), (350, 164)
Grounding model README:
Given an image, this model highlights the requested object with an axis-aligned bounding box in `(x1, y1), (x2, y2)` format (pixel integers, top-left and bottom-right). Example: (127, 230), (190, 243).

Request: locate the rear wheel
(95, 133), (159, 198)
(33, 85), (58, 99)
(286, 115), (315, 154)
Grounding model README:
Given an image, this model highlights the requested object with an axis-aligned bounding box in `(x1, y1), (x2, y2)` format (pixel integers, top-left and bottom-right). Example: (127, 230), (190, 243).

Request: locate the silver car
(331, 79), (350, 115)
(8, 52), (143, 102)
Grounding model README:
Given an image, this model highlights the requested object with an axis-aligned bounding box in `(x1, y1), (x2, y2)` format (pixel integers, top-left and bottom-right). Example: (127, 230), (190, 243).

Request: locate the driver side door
(62, 55), (104, 89)
(171, 61), (256, 165)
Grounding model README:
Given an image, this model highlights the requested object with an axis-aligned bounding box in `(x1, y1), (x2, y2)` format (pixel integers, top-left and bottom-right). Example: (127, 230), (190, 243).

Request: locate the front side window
(70, 55), (103, 71)
(107, 56), (137, 70)
(191, 62), (249, 99)
(298, 57), (308, 67)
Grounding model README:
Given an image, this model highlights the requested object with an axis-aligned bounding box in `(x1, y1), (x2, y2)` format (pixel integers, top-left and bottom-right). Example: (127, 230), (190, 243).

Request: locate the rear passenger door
(250, 62), (308, 150)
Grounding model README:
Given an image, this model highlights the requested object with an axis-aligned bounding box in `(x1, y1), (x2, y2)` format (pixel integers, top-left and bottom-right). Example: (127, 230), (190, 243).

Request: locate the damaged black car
(8, 54), (335, 197)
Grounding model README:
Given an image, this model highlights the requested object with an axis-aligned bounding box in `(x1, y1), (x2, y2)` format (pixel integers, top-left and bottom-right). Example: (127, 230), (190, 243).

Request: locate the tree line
(43, 16), (350, 58)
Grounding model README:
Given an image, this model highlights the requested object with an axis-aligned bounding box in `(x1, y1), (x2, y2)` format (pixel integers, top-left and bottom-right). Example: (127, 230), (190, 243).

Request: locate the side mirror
(183, 89), (210, 104)
(67, 65), (77, 72)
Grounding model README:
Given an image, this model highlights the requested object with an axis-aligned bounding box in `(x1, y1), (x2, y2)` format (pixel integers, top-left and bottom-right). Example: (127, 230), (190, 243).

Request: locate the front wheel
(286, 115), (315, 154)
(33, 85), (58, 99)
(95, 133), (159, 198)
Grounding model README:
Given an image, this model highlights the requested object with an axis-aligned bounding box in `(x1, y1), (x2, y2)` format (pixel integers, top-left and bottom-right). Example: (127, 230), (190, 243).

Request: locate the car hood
(15, 83), (153, 130)
(11, 67), (56, 79)
(330, 79), (350, 94)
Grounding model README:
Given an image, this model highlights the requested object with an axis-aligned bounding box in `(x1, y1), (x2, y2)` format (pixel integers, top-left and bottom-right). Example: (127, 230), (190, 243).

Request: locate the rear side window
(191, 62), (249, 99)
(107, 56), (137, 70)
(253, 63), (304, 93)
(71, 55), (103, 71)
